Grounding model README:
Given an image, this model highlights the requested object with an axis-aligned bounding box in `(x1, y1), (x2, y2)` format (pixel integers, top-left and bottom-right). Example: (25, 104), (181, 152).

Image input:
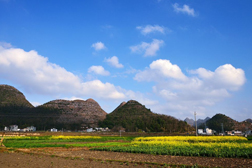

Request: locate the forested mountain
(201, 114), (236, 132)
(198, 114), (252, 132)
(99, 100), (191, 132)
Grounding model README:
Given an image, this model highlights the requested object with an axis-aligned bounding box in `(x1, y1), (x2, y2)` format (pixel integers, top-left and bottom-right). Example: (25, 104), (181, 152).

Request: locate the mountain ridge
(184, 117), (210, 127)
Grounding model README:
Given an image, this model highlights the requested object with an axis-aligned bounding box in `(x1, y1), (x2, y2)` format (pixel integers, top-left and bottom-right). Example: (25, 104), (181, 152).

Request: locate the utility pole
(194, 111), (197, 136)
(221, 123), (224, 135)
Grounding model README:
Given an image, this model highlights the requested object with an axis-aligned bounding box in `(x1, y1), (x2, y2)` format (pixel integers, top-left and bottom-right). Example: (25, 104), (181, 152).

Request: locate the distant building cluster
(197, 128), (213, 135)
(225, 130), (243, 136)
(49, 127), (110, 132)
(197, 128), (251, 136)
(85, 127), (110, 132)
(4, 125), (36, 132)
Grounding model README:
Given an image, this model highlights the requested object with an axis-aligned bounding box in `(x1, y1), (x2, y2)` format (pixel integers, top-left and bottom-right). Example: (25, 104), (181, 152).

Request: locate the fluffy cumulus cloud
(91, 42), (106, 51)
(0, 45), (124, 99)
(172, 3), (196, 17)
(189, 65), (246, 91)
(135, 59), (246, 117)
(136, 25), (166, 35)
(130, 39), (164, 57)
(88, 65), (110, 76)
(135, 59), (187, 81)
(104, 56), (124, 68)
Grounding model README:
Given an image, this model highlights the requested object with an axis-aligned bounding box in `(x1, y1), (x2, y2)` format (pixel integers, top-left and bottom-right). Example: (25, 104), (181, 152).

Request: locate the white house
(27, 126), (36, 132)
(50, 128), (58, 132)
(233, 130), (242, 135)
(4, 127), (9, 131)
(9, 125), (19, 131)
(86, 128), (93, 132)
(206, 128), (213, 135)
(198, 129), (204, 135)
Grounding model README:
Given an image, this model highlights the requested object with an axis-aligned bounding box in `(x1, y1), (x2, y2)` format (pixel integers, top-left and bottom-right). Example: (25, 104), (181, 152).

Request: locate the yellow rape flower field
(93, 136), (252, 158)
(133, 136), (247, 142)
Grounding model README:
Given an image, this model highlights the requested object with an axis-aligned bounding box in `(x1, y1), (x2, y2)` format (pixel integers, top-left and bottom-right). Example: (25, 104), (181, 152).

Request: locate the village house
(50, 128), (58, 132)
(206, 128), (213, 135)
(198, 128), (213, 135)
(19, 126), (36, 132)
(233, 130), (242, 136)
(4, 125), (36, 132)
(4, 126), (9, 131)
(9, 125), (19, 131)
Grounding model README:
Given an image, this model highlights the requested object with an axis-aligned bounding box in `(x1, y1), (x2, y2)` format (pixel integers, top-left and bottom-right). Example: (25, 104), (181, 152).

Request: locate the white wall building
(206, 128), (213, 135)
(86, 128), (93, 132)
(27, 126), (36, 132)
(9, 125), (19, 131)
(198, 129), (203, 135)
(50, 128), (57, 132)
(4, 127), (9, 131)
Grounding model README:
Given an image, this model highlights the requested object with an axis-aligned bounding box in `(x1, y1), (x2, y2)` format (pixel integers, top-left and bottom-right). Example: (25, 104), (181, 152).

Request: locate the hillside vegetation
(99, 100), (190, 133)
(0, 85), (33, 107)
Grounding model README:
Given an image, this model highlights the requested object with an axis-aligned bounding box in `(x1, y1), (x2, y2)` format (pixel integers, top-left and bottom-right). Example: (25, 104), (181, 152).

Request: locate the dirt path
(16, 147), (252, 168)
(1, 147), (252, 168)
(0, 151), (148, 168)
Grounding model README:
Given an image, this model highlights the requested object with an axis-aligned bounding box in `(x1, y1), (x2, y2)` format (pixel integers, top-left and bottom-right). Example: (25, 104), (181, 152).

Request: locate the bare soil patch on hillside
(0, 147), (250, 168)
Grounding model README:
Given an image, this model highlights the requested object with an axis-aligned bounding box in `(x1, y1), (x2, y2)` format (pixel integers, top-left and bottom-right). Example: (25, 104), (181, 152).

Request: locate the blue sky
(0, 0), (252, 121)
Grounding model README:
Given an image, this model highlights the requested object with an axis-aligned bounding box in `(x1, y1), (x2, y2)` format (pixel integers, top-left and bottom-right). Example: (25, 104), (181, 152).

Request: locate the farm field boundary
(2, 135), (252, 167)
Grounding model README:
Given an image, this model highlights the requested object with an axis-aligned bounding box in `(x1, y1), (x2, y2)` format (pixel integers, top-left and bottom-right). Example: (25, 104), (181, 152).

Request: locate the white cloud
(130, 39), (164, 57)
(135, 59), (187, 81)
(189, 68), (214, 79)
(135, 59), (246, 117)
(91, 42), (106, 51)
(104, 56), (124, 68)
(88, 65), (110, 76)
(190, 64), (246, 91)
(0, 42), (12, 48)
(30, 102), (41, 107)
(136, 25), (167, 35)
(63, 96), (85, 101)
(213, 64), (246, 90)
(81, 80), (124, 99)
(0, 45), (124, 100)
(124, 90), (159, 106)
(172, 3), (196, 17)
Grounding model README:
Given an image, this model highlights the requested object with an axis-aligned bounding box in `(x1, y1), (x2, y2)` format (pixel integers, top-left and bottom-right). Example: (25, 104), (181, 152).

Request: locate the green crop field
(3, 135), (252, 158)
(3, 135), (133, 148)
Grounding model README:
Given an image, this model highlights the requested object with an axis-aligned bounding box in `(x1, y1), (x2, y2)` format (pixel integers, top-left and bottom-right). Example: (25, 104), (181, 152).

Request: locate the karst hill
(0, 85), (33, 107)
(0, 84), (107, 130)
(99, 100), (189, 132)
(40, 99), (107, 128)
